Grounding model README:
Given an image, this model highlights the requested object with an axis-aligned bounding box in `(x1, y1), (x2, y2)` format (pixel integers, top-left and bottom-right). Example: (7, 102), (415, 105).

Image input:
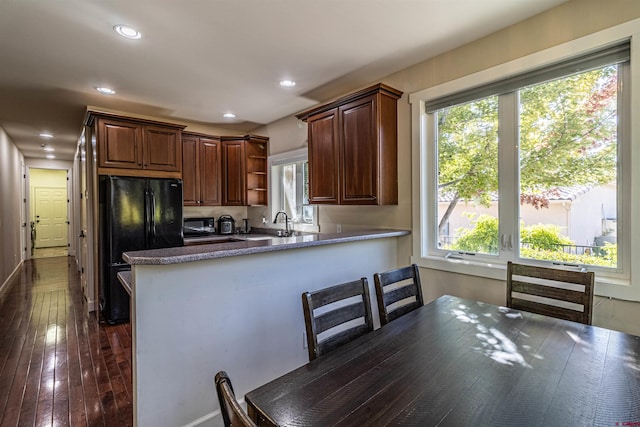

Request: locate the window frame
(268, 148), (319, 232)
(409, 20), (640, 301)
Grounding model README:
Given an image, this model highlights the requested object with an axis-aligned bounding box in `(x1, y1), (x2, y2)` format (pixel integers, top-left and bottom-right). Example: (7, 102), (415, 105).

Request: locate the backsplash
(183, 206), (247, 221)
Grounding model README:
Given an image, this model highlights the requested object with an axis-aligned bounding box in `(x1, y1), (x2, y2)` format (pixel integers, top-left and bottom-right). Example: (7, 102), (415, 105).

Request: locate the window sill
(412, 255), (634, 298)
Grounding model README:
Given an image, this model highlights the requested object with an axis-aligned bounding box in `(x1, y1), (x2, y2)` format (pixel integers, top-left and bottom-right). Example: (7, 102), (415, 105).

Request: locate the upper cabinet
(245, 136), (269, 206)
(89, 112), (268, 206)
(221, 135), (269, 206)
(90, 113), (184, 178)
(182, 133), (222, 206)
(221, 137), (246, 206)
(296, 83), (403, 205)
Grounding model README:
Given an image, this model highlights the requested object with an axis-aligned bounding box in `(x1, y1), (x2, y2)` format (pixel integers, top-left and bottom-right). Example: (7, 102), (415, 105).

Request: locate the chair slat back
(215, 371), (256, 427)
(506, 261), (595, 325)
(302, 278), (373, 361)
(374, 264), (424, 325)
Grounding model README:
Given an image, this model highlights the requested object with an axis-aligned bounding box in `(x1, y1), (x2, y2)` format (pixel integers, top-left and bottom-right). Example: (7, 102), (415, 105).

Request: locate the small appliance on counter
(239, 218), (251, 234)
(217, 215), (236, 234)
(183, 217), (216, 237)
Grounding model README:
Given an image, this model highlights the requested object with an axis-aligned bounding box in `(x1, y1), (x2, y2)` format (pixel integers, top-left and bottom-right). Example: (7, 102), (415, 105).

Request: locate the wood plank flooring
(31, 247), (68, 259)
(0, 256), (133, 427)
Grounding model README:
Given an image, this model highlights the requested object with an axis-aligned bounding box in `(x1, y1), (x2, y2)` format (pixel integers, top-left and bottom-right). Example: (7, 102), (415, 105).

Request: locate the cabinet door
(200, 138), (222, 206)
(143, 125), (182, 172)
(339, 95), (378, 204)
(307, 109), (340, 204)
(182, 136), (200, 206)
(221, 140), (246, 206)
(98, 118), (143, 170)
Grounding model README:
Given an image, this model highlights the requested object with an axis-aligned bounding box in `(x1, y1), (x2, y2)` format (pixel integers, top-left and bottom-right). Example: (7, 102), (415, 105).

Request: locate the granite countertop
(123, 228), (410, 266)
(117, 270), (132, 295)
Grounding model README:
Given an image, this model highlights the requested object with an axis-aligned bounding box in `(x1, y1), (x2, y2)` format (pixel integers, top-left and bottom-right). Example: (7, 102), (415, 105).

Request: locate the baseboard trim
(0, 260), (24, 297)
(180, 410), (217, 427)
(177, 397), (248, 426)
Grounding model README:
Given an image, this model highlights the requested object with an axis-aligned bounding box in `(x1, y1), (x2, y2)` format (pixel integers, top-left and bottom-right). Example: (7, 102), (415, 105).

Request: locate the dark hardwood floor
(0, 256), (133, 427)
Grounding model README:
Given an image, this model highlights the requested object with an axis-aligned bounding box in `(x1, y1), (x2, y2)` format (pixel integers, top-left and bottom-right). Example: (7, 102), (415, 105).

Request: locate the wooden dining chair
(302, 277), (374, 361)
(506, 261), (595, 325)
(374, 264), (424, 326)
(214, 371), (257, 427)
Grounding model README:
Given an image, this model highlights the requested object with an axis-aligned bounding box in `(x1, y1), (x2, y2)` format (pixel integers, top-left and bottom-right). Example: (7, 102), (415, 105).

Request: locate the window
(434, 64), (622, 269)
(411, 26), (639, 299)
(270, 148), (318, 231)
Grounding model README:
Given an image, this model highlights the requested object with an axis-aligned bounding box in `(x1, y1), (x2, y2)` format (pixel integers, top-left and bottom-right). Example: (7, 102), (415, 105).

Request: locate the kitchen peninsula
(120, 229), (409, 427)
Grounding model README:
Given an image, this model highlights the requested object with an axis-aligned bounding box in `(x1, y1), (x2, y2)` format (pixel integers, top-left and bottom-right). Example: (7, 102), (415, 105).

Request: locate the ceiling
(0, 0), (566, 161)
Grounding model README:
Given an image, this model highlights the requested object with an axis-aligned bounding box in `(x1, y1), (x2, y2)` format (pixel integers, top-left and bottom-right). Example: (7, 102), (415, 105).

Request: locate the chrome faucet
(273, 211), (291, 236)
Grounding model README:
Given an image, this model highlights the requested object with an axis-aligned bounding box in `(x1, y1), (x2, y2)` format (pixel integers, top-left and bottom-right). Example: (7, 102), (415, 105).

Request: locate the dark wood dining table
(245, 295), (640, 426)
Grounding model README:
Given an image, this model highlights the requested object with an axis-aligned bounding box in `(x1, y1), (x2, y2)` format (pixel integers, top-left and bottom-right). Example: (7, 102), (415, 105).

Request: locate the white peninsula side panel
(131, 237), (399, 427)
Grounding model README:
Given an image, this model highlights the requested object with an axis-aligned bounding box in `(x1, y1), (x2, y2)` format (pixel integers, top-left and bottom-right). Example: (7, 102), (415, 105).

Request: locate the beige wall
(384, 0), (640, 95)
(252, 0), (640, 299)
(0, 126), (25, 291)
(76, 1), (640, 303)
(29, 168), (67, 187)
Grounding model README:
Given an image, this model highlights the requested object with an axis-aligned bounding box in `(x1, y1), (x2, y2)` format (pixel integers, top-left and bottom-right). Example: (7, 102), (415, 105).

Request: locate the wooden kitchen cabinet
(245, 136), (269, 206)
(306, 109), (340, 203)
(296, 83), (403, 205)
(221, 135), (269, 206)
(91, 113), (184, 178)
(221, 138), (245, 206)
(182, 133), (222, 206)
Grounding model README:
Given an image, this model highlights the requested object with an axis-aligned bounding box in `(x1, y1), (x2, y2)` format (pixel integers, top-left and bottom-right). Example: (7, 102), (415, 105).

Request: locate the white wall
(131, 237), (399, 427)
(569, 184), (617, 245)
(0, 126), (25, 292)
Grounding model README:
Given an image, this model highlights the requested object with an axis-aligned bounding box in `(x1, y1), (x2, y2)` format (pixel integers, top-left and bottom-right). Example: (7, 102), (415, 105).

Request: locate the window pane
(272, 158), (315, 225)
(518, 66), (618, 268)
(281, 164), (296, 217)
(436, 96), (499, 255)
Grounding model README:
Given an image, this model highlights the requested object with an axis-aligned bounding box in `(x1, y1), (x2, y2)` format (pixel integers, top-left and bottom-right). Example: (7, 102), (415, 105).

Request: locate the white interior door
(34, 187), (68, 248)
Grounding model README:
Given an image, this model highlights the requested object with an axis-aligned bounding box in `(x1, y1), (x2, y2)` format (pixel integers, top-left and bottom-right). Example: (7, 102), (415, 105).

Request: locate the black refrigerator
(99, 176), (183, 324)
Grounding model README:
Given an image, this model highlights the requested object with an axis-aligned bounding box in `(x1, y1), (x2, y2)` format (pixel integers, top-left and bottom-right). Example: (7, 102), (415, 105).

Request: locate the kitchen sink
(184, 237), (245, 246)
(243, 235), (274, 241)
(210, 238), (245, 243)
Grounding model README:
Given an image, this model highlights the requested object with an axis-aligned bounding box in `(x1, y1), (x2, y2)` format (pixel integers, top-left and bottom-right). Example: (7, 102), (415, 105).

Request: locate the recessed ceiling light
(223, 113), (236, 119)
(43, 145), (55, 152)
(114, 25), (142, 40)
(40, 132), (53, 138)
(46, 154), (56, 159)
(280, 80), (296, 88)
(96, 87), (116, 95)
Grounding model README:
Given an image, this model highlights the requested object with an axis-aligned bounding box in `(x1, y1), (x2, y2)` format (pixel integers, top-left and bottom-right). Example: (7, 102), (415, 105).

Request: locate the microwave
(183, 217), (216, 236)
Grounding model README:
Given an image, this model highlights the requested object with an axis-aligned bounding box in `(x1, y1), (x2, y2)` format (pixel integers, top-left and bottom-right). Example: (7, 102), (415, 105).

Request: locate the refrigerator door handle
(150, 189), (157, 245)
(144, 188), (151, 243)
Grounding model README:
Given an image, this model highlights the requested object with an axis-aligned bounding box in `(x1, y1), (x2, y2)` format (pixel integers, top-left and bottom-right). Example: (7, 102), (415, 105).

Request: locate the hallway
(0, 257), (132, 426)
(31, 246), (68, 259)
